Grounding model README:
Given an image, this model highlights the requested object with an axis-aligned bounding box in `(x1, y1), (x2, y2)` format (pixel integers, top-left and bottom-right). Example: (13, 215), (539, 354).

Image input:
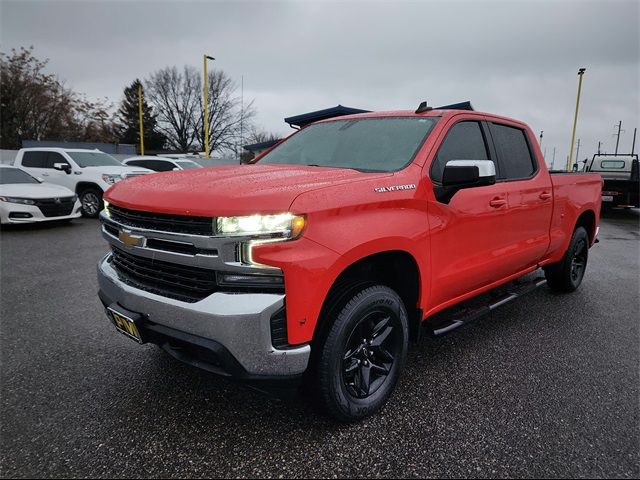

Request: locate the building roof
(243, 139), (281, 152)
(284, 105), (371, 128)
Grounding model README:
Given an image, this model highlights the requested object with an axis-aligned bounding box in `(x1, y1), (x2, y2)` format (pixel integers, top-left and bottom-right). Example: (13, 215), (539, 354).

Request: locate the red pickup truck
(97, 103), (602, 421)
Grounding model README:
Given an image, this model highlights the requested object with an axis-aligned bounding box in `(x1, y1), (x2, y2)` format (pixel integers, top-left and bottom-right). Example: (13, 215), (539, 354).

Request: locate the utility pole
(539, 130), (543, 148)
(568, 68), (586, 171)
(631, 127), (637, 155)
(552, 147), (556, 170)
(597, 141), (601, 154)
(575, 138), (581, 168)
(613, 121), (624, 155)
(203, 54), (215, 159)
(137, 84), (144, 156)
(240, 74), (244, 164)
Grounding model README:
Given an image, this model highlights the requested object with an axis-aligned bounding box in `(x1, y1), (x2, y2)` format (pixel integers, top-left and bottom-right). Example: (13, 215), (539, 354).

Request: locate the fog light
(217, 272), (284, 288)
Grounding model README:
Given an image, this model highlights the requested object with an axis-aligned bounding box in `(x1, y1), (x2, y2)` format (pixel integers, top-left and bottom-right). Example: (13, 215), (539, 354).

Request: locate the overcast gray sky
(1, 0), (638, 166)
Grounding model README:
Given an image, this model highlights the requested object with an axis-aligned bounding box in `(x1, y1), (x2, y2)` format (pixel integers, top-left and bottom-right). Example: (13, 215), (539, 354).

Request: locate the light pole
(137, 83), (145, 156)
(203, 54), (215, 159)
(567, 67), (586, 172)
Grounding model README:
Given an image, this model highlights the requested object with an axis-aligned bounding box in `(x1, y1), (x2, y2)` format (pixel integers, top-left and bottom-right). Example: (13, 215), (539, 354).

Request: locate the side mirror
(53, 163), (72, 174)
(36, 177), (44, 183)
(435, 160), (496, 204)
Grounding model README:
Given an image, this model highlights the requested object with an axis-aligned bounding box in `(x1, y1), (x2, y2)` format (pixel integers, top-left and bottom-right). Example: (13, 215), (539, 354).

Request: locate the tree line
(1, 47), (276, 156)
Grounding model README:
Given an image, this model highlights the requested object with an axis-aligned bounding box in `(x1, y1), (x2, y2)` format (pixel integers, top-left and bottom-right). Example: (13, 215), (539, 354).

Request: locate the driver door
(427, 119), (516, 308)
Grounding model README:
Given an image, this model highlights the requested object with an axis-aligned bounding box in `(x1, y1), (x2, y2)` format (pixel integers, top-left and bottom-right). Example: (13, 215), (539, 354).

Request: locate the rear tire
(544, 226), (589, 292)
(79, 188), (103, 218)
(316, 284), (409, 422)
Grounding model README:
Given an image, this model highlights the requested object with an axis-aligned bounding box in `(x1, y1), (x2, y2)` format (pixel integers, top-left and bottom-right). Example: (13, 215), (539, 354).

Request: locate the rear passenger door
(20, 151), (49, 179)
(488, 121), (553, 271)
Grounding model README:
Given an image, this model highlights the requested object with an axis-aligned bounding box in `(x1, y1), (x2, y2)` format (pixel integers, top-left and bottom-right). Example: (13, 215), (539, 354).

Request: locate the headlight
(0, 196), (36, 205)
(102, 174), (123, 185)
(217, 213), (306, 238)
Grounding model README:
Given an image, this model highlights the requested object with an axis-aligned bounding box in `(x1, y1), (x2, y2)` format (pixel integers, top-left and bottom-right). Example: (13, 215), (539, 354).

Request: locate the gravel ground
(1, 210), (638, 478)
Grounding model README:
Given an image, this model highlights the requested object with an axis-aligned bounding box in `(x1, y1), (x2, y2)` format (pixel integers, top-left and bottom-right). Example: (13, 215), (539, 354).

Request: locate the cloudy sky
(2, 0), (638, 166)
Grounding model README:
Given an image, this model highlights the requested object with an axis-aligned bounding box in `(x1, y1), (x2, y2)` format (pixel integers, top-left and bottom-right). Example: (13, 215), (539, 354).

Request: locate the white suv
(14, 148), (151, 217)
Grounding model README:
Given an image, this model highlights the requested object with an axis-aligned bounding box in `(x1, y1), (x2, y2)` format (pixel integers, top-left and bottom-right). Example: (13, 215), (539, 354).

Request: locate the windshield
(176, 160), (201, 169)
(257, 117), (438, 172)
(0, 168), (39, 185)
(67, 152), (122, 167)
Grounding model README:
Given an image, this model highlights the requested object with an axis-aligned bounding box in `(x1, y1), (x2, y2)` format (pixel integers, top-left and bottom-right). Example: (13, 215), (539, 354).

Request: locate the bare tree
(1, 47), (77, 148)
(194, 69), (256, 156)
(144, 66), (201, 152)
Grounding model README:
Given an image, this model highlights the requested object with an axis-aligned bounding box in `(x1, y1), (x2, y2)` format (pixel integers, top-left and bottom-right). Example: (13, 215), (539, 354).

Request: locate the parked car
(586, 153), (639, 208)
(0, 165), (81, 224)
(97, 103), (602, 422)
(14, 148), (152, 218)
(122, 156), (203, 172)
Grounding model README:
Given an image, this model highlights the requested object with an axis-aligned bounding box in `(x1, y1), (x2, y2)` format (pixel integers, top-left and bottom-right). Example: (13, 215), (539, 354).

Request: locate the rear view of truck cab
(97, 103), (601, 422)
(587, 154), (639, 208)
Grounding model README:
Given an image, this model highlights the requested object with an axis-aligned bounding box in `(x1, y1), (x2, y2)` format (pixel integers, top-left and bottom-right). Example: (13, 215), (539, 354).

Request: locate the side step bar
(428, 277), (547, 336)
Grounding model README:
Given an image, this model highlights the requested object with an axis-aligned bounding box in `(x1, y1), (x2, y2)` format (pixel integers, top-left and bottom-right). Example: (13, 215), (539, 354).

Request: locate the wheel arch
(75, 181), (104, 195)
(314, 249), (423, 346)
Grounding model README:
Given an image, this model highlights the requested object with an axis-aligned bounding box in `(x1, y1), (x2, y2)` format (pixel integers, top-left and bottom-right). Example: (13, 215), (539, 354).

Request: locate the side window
(21, 151), (48, 168)
(431, 121), (489, 183)
(126, 160), (144, 167)
(490, 123), (536, 180)
(153, 161), (175, 172)
(46, 152), (69, 168)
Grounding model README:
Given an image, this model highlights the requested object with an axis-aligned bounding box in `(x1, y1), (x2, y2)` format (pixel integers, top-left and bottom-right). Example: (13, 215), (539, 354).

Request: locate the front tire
(79, 188), (103, 218)
(317, 284), (409, 422)
(544, 226), (589, 292)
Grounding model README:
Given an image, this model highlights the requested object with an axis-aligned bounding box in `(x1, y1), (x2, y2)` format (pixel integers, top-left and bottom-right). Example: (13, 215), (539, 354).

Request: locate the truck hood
(105, 164), (390, 216)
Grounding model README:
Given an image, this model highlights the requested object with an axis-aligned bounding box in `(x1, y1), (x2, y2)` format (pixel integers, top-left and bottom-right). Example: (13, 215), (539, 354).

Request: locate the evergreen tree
(116, 79), (165, 152)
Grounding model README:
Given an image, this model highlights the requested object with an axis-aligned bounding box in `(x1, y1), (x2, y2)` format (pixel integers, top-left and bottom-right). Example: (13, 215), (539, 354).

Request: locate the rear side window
(21, 151), (48, 168)
(431, 121), (489, 183)
(490, 123), (536, 180)
(152, 160), (176, 172)
(601, 160), (625, 169)
(126, 160), (145, 167)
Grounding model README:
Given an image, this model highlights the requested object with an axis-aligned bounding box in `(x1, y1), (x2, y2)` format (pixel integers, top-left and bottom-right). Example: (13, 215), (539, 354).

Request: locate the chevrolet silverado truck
(97, 103), (602, 422)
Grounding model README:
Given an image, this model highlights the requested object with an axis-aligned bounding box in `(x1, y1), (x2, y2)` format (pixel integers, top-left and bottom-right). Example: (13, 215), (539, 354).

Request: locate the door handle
(539, 192), (552, 200)
(489, 198), (507, 208)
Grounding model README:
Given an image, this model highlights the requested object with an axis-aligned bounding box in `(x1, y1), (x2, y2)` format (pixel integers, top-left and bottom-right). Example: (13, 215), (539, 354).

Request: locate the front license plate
(107, 307), (143, 344)
(602, 195), (614, 202)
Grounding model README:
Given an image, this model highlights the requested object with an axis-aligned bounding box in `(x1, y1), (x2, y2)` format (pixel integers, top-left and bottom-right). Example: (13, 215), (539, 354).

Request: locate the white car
(122, 156), (203, 172)
(14, 148), (152, 218)
(0, 165), (82, 225)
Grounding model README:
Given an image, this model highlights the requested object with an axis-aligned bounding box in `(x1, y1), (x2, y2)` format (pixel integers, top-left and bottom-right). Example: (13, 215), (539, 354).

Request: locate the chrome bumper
(97, 254), (310, 377)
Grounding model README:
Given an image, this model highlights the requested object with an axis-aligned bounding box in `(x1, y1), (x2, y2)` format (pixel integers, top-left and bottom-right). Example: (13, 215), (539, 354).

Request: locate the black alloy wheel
(342, 310), (401, 399)
(316, 284), (409, 422)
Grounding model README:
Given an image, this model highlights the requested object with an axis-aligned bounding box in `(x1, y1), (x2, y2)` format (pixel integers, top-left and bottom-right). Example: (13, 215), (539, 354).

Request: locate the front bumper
(97, 254), (310, 379)
(0, 200), (82, 224)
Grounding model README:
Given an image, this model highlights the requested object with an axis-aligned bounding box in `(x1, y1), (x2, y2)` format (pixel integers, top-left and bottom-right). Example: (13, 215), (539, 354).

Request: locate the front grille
(35, 197), (75, 217)
(108, 204), (214, 236)
(110, 247), (217, 302)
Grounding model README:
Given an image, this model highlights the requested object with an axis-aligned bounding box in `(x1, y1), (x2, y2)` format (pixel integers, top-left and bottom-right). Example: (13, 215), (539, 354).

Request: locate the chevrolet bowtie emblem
(119, 230), (146, 248)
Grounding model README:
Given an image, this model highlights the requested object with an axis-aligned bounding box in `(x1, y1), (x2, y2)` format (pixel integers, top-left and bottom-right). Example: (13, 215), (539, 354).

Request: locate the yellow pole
(137, 84), (144, 156)
(567, 68), (586, 172)
(203, 55), (209, 159)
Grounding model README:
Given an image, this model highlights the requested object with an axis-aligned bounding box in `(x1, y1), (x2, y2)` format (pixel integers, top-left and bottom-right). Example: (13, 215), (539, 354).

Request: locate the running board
(428, 277), (547, 336)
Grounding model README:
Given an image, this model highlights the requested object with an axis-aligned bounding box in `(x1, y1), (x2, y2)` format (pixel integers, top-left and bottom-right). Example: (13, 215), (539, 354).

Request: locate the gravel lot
(1, 210), (638, 478)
